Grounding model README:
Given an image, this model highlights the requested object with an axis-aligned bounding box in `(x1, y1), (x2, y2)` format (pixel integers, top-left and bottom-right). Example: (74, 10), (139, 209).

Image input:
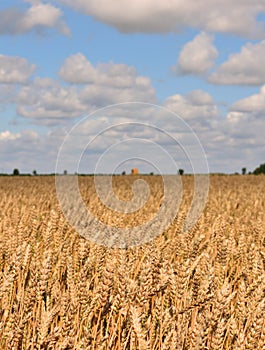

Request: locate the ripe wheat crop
(0, 175), (264, 349)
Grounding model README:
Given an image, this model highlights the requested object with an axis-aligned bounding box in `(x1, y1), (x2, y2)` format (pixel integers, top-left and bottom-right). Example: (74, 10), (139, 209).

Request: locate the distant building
(131, 168), (139, 175)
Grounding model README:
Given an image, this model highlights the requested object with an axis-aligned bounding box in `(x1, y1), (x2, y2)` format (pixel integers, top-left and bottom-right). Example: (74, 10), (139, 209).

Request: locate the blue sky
(0, 0), (264, 174)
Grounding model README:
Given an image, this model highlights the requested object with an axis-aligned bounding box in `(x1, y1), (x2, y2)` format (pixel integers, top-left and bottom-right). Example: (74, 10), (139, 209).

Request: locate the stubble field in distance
(0, 175), (264, 349)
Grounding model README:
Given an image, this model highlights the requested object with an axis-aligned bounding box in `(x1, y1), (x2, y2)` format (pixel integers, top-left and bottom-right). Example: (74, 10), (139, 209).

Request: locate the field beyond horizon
(0, 175), (264, 349)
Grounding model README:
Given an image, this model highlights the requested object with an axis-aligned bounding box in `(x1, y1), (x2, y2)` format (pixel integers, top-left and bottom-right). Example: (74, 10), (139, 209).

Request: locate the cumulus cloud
(0, 2), (70, 36)
(161, 88), (264, 172)
(58, 53), (154, 89)
(0, 130), (20, 141)
(205, 87), (265, 171)
(16, 78), (87, 124)
(209, 40), (265, 85)
(229, 85), (265, 115)
(175, 32), (218, 75)
(57, 0), (265, 38)
(0, 129), (61, 173)
(58, 53), (97, 84)
(164, 89), (219, 123)
(223, 108), (265, 160)
(15, 56), (156, 125)
(59, 54), (156, 105)
(1, 87), (264, 174)
(0, 55), (36, 84)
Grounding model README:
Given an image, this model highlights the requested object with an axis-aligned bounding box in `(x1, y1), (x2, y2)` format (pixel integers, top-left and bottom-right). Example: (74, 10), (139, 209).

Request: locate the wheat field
(0, 175), (264, 349)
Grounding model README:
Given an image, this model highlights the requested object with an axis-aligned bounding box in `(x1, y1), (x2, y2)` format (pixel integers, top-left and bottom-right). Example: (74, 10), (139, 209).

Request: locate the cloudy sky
(0, 0), (264, 174)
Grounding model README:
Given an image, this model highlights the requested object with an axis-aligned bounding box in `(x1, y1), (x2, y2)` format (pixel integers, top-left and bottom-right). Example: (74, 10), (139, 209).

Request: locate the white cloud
(0, 55), (36, 84)
(59, 54), (156, 106)
(78, 79), (155, 107)
(223, 110), (265, 153)
(57, 0), (265, 38)
(58, 53), (153, 89)
(1, 87), (264, 174)
(0, 129), (60, 173)
(164, 89), (219, 123)
(162, 88), (264, 173)
(176, 32), (218, 75)
(58, 53), (97, 84)
(16, 78), (87, 123)
(15, 57), (156, 125)
(0, 131), (20, 141)
(209, 41), (265, 85)
(229, 85), (265, 114)
(208, 88), (265, 171)
(0, 2), (70, 36)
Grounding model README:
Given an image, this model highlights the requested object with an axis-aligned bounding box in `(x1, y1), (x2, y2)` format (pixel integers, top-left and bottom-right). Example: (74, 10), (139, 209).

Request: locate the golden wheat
(0, 175), (264, 349)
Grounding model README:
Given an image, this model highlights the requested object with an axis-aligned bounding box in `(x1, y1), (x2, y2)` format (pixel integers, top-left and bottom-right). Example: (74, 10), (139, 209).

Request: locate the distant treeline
(253, 163), (265, 175)
(0, 162), (264, 176)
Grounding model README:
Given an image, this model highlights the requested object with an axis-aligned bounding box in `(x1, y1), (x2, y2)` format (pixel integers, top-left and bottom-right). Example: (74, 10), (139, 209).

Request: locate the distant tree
(63, 170), (68, 175)
(179, 169), (184, 176)
(13, 168), (20, 176)
(253, 163), (265, 175)
(33, 170), (37, 176)
(242, 167), (247, 175)
(150, 172), (154, 176)
(122, 170), (126, 175)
